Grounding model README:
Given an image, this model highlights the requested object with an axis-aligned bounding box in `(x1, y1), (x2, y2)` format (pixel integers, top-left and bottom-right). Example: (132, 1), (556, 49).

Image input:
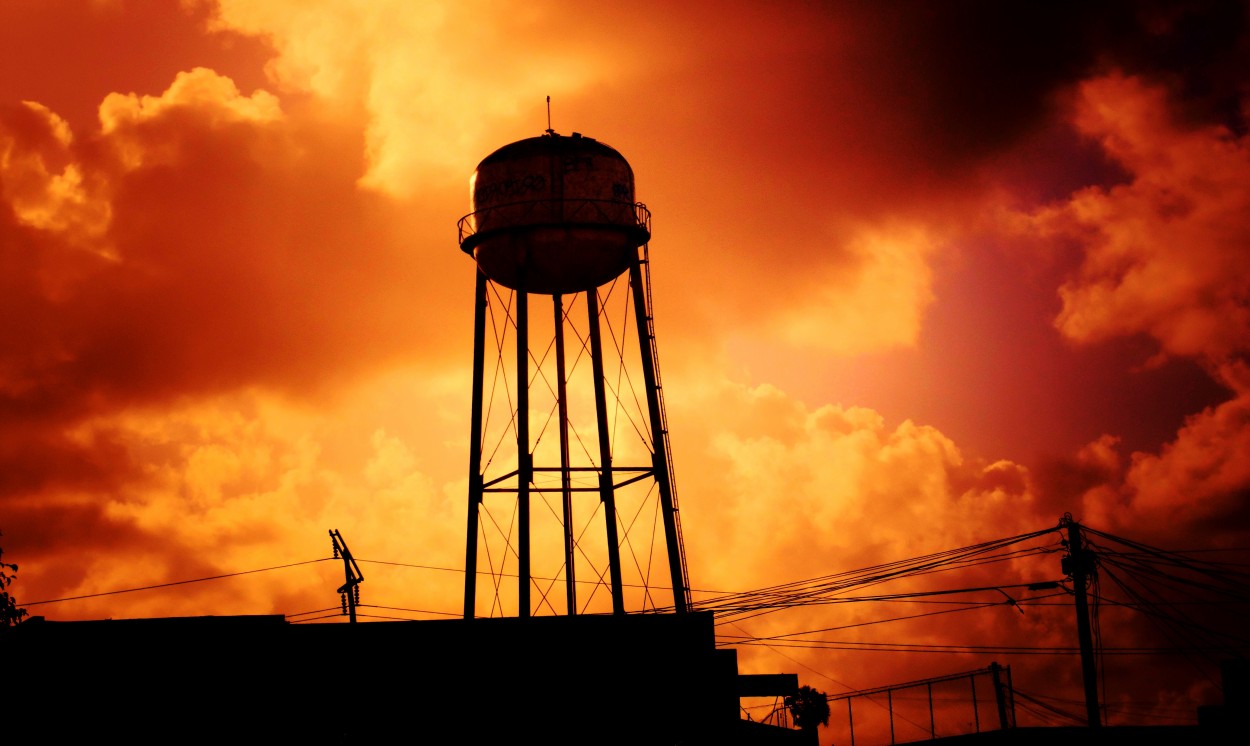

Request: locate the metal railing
(823, 664), (1015, 746)
(457, 199), (651, 248)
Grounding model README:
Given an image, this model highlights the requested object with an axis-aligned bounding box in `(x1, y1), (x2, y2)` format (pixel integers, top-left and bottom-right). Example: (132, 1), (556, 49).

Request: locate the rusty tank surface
(458, 131), (650, 295)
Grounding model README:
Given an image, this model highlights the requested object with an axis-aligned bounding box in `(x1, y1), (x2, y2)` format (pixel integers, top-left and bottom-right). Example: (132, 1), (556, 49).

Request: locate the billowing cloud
(675, 380), (1039, 589)
(766, 224), (940, 354)
(6, 387), (465, 621)
(1034, 74), (1250, 363)
(0, 65), (449, 418)
(1122, 390), (1250, 536)
(0, 47), (462, 617)
(0, 102), (109, 241)
(208, 0), (612, 196)
(1007, 72), (1250, 548)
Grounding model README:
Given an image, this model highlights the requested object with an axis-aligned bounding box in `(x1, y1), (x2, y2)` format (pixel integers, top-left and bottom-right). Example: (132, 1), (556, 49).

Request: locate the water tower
(458, 130), (690, 618)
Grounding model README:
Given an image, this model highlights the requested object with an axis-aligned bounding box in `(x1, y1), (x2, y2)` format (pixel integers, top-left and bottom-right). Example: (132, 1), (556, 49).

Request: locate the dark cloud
(0, 425), (137, 498)
(816, 1), (1250, 166)
(0, 72), (449, 422)
(1098, 0), (1250, 130)
(0, 0), (273, 131)
(0, 66), (456, 607)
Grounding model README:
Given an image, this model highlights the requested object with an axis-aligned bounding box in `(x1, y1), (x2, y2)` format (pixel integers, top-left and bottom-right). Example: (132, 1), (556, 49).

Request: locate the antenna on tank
(545, 95), (554, 135)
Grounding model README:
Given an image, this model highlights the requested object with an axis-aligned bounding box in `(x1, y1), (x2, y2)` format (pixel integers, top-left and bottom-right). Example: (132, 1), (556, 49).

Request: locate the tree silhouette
(1, 530), (28, 628)
(785, 685), (831, 732)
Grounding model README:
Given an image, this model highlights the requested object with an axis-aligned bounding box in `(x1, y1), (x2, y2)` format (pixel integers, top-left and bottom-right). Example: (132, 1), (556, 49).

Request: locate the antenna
(545, 95), (554, 135)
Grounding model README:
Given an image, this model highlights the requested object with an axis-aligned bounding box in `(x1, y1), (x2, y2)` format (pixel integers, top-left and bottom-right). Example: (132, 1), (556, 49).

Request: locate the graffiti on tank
(475, 174), (547, 206)
(562, 155), (595, 173)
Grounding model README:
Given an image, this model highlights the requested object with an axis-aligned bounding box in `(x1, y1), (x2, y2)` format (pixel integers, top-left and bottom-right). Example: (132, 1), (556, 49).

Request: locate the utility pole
(989, 662), (1011, 730)
(330, 529), (364, 624)
(1061, 514), (1100, 727)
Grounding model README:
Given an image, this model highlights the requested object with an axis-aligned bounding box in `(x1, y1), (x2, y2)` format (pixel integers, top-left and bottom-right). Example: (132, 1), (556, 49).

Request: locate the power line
(1013, 688), (1087, 726)
(23, 558), (333, 606)
(287, 606), (340, 618)
(360, 603), (461, 618)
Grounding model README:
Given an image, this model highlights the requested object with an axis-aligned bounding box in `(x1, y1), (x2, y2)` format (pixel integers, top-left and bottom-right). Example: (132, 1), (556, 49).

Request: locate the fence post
(971, 673), (980, 733)
(848, 697), (855, 746)
(889, 689), (896, 745)
(928, 682), (936, 738)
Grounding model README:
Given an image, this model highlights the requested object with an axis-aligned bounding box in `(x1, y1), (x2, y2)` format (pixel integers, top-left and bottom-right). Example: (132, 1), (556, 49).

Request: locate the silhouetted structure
(844, 659), (1243, 746)
(1198, 658), (1249, 743)
(7, 610), (808, 744)
(457, 130), (689, 618)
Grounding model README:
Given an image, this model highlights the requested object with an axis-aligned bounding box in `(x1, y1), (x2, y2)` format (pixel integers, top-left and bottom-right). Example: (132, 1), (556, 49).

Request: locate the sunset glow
(3, 1), (1249, 740)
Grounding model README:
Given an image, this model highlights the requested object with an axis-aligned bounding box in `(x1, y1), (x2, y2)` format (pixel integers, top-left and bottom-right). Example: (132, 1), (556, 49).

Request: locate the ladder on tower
(638, 243), (693, 610)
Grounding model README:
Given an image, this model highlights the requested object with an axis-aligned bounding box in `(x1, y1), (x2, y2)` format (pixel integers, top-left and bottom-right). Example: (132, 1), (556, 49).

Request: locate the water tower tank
(458, 132), (651, 295)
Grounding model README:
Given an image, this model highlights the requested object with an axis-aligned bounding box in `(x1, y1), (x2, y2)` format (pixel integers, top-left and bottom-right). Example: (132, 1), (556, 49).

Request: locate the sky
(3, 0), (1250, 737)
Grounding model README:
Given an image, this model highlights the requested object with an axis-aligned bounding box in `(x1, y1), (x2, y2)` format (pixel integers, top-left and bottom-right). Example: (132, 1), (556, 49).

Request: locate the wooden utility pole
(1062, 514), (1101, 727)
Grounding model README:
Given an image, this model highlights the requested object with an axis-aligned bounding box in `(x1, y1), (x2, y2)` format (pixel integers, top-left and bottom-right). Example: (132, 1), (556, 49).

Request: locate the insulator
(340, 593), (347, 614)
(354, 585), (361, 604)
(333, 544), (340, 559)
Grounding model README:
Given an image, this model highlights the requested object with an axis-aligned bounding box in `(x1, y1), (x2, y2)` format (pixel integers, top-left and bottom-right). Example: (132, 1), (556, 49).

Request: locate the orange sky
(3, 0), (1250, 738)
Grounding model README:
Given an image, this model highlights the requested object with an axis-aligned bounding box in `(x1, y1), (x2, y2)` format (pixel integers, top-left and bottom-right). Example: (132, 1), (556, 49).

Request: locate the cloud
(1110, 388), (1250, 544)
(673, 379), (1041, 597)
(0, 61), (460, 613)
(1030, 74), (1250, 363)
(991, 70), (1250, 566)
(669, 375), (1238, 724)
(1029, 376), (1250, 552)
(0, 102), (109, 243)
(666, 378), (1098, 715)
(1004, 72), (1250, 549)
(208, 0), (609, 196)
(0, 66), (451, 420)
(99, 67), (282, 169)
(767, 224), (939, 354)
(8, 383), (466, 621)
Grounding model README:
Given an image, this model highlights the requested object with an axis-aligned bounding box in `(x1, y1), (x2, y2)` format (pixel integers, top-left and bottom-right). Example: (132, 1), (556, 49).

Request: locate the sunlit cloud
(770, 224), (939, 354)
(0, 102), (109, 242)
(1033, 74), (1250, 363)
(209, 0), (606, 196)
(1011, 73), (1250, 548)
(673, 379), (1037, 593)
(100, 66), (282, 170)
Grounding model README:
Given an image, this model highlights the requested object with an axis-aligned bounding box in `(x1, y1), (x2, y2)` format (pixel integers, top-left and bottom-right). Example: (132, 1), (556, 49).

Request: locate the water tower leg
(628, 254), (688, 613)
(517, 283), (531, 618)
(463, 271), (488, 620)
(587, 288), (625, 615)
(554, 294), (577, 615)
